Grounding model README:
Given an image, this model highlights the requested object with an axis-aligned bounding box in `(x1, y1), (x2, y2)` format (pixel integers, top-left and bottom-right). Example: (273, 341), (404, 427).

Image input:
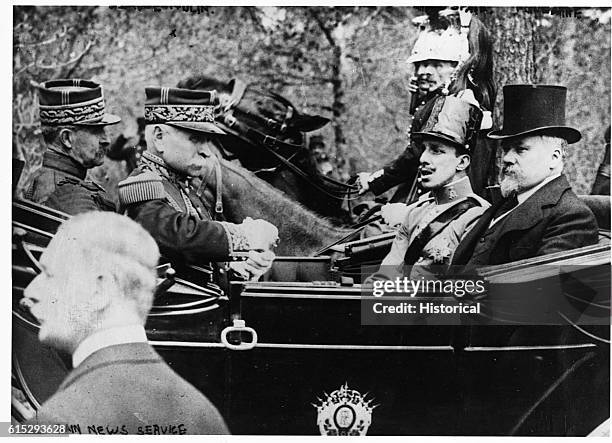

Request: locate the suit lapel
(452, 175), (571, 266)
(451, 203), (497, 265)
(483, 175), (570, 239)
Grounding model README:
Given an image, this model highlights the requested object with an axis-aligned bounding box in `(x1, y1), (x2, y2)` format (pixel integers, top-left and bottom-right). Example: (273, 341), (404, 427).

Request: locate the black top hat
(144, 87), (226, 135)
(413, 95), (483, 151)
(38, 79), (121, 126)
(488, 84), (581, 144)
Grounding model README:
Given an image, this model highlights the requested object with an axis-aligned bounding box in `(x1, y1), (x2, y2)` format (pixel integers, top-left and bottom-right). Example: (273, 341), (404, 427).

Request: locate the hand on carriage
(240, 217), (279, 251)
(229, 249), (275, 281)
(380, 203), (409, 227)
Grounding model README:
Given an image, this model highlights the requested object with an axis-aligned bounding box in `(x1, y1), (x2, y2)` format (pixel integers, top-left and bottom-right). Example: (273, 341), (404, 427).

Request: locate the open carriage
(11, 196), (610, 435)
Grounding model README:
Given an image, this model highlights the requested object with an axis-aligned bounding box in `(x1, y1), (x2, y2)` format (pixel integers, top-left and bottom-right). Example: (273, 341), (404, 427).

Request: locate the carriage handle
(221, 319), (258, 351)
(154, 267), (176, 299)
(13, 228), (43, 273)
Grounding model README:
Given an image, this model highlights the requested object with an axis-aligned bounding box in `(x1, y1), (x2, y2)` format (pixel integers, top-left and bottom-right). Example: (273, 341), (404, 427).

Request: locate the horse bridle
(219, 80), (360, 202)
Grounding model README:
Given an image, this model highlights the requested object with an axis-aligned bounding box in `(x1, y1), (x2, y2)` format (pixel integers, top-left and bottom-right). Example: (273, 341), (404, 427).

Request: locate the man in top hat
(26, 79), (121, 215)
(118, 87), (277, 279)
(23, 212), (229, 434)
(368, 95), (490, 281)
(451, 85), (598, 268)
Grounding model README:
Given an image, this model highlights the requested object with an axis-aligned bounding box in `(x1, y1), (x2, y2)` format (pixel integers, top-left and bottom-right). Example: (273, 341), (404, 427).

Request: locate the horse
(210, 157), (355, 256)
(176, 75), (358, 224)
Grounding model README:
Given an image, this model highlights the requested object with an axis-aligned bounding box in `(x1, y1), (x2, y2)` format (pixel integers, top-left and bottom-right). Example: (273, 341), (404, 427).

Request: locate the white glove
(407, 75), (419, 93)
(229, 250), (275, 281)
(357, 172), (372, 194)
(240, 217), (279, 251)
(380, 203), (409, 227)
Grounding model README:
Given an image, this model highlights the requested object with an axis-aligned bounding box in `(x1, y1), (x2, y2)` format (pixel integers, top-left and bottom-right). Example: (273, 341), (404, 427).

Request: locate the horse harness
(219, 79), (360, 202)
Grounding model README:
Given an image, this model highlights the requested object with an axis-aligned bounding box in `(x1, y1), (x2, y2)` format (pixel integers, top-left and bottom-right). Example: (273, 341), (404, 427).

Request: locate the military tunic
(118, 152), (247, 264)
(25, 150), (116, 215)
(369, 177), (490, 280)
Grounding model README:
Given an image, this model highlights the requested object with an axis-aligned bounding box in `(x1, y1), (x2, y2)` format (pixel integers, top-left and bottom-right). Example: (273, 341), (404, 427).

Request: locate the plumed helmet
(407, 8), (471, 65)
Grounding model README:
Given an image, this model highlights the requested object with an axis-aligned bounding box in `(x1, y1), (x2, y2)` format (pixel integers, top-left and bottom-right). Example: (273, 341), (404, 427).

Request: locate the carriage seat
(579, 195), (610, 244)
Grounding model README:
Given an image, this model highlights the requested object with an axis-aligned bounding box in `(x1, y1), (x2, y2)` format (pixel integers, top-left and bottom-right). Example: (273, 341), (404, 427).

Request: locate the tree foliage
(12, 6), (610, 197)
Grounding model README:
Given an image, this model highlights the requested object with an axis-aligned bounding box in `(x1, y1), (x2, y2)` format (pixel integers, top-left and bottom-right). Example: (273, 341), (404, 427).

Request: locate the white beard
(500, 172), (523, 197)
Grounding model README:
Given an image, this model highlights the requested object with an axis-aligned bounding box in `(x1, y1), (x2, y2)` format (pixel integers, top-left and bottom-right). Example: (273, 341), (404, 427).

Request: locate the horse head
(177, 75), (329, 158)
(177, 75), (352, 223)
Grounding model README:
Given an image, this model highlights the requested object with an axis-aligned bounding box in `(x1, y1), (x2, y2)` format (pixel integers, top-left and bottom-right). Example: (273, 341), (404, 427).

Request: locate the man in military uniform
(118, 87), (277, 279)
(26, 79), (121, 214)
(357, 9), (495, 205)
(368, 95), (490, 281)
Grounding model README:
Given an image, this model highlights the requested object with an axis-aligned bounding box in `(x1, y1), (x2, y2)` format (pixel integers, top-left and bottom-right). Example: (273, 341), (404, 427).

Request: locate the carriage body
(11, 198), (610, 435)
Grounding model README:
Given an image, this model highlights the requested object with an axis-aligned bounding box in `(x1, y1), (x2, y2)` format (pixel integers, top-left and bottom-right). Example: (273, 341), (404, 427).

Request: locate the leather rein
(220, 80), (360, 202)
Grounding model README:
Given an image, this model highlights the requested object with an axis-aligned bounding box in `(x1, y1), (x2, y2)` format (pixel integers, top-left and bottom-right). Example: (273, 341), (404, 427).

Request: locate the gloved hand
(407, 75), (419, 93)
(240, 217), (279, 250)
(380, 203), (409, 227)
(230, 250), (275, 281)
(357, 172), (372, 195)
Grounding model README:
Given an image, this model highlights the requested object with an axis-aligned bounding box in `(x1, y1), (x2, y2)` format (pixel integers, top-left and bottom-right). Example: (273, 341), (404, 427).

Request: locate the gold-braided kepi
(144, 87), (226, 134)
(38, 79), (121, 126)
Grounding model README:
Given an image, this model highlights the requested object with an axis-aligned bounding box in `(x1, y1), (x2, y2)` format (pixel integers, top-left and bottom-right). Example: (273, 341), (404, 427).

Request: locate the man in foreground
(26, 79), (121, 214)
(451, 85), (598, 267)
(23, 212), (229, 434)
(368, 95), (489, 281)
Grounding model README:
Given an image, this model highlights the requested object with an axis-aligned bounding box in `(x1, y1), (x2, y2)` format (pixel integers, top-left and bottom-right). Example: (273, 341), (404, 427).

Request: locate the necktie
(492, 192), (519, 220)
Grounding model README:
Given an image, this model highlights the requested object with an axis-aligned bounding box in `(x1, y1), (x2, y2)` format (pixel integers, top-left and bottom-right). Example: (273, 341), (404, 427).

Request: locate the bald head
(23, 212), (160, 353)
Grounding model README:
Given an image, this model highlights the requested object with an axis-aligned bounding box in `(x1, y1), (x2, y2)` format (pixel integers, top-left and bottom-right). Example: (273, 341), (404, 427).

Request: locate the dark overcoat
(451, 175), (598, 267)
(26, 342), (229, 435)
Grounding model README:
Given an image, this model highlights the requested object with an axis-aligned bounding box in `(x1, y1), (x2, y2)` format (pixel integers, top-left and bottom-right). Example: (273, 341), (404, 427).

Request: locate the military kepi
(38, 79), (121, 126)
(488, 84), (581, 144)
(413, 96), (483, 151)
(144, 87), (225, 134)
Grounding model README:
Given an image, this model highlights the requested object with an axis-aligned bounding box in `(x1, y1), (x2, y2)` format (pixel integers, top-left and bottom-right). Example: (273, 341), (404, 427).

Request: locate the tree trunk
(481, 7), (538, 183)
(330, 43), (348, 178)
(481, 7), (538, 127)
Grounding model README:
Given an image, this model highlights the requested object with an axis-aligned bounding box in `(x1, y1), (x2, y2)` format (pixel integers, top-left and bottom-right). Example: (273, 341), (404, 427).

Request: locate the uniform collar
(43, 149), (87, 180)
(72, 324), (148, 368)
(141, 151), (188, 184)
(431, 176), (473, 205)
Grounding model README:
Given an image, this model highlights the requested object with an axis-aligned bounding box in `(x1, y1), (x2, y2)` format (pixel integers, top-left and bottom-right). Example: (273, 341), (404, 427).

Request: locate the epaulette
(118, 170), (165, 205)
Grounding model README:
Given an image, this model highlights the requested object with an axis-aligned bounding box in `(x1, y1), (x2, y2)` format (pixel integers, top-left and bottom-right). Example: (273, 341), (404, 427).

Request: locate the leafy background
(13, 6), (611, 199)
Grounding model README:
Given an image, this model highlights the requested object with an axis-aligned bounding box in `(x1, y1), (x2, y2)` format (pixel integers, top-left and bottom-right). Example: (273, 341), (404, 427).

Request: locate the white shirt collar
(72, 324), (148, 368)
(490, 173), (561, 227)
(516, 173), (561, 205)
